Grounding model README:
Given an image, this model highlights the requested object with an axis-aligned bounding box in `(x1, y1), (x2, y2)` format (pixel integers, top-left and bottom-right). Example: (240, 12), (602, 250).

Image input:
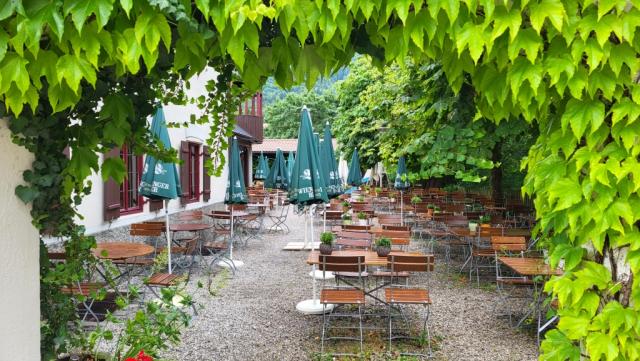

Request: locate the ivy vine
(1, 1), (640, 360)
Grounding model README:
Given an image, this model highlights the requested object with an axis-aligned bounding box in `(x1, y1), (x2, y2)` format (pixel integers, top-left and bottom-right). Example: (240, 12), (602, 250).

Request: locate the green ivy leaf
(548, 178), (582, 211)
(586, 332), (619, 361)
(14, 185), (39, 203)
(102, 156), (126, 183)
(561, 99), (604, 139)
(529, 0), (565, 33)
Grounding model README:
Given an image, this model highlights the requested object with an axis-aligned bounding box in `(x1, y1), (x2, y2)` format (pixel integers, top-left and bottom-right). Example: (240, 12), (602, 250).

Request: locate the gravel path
(164, 208), (538, 360)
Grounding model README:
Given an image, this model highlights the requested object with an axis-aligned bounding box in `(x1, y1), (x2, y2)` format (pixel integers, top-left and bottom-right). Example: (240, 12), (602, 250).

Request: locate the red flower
(124, 350), (153, 361)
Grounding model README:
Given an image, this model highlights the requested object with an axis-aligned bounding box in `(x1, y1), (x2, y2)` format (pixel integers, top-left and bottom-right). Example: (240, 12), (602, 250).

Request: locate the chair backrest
(319, 255), (366, 273)
(336, 230), (372, 240)
(324, 210), (344, 220)
(181, 236), (199, 254)
(491, 236), (526, 252)
(479, 227), (504, 237)
(342, 224), (371, 231)
(378, 214), (402, 226)
(390, 237), (410, 247)
(375, 229), (410, 240)
(177, 210), (203, 221)
(382, 225), (411, 232)
(387, 254), (435, 272)
(335, 231), (371, 249)
(131, 222), (163, 236)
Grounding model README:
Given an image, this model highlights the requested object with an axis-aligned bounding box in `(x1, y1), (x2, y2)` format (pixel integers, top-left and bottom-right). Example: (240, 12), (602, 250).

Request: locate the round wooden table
(93, 242), (155, 260)
(169, 223), (213, 232)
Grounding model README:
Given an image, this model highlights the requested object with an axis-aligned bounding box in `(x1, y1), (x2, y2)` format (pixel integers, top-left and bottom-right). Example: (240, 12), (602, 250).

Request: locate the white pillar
(0, 119), (40, 360)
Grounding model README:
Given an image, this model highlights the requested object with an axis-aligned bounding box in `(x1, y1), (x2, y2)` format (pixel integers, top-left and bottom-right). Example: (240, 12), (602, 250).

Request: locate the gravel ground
(162, 208), (538, 361)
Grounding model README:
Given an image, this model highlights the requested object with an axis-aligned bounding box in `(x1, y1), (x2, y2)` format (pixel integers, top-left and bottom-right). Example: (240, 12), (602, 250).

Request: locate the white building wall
(0, 119), (40, 360)
(77, 68), (230, 235)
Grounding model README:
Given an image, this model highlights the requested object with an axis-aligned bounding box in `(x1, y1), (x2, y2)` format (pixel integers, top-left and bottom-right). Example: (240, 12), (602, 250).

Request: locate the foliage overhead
(333, 58), (534, 188)
(1, 0), (640, 359)
(263, 91), (337, 138)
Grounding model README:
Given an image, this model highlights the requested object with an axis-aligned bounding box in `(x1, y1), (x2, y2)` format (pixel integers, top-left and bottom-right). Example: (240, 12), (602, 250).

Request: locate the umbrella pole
(165, 200), (172, 274)
(310, 205), (316, 251)
(310, 208), (317, 300)
(229, 207), (234, 261)
(323, 204), (327, 232)
(401, 190), (404, 226)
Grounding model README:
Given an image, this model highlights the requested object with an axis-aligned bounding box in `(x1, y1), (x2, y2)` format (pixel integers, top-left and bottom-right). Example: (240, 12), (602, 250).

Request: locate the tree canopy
(263, 90), (337, 138)
(2, 1), (640, 359)
(333, 57), (535, 197)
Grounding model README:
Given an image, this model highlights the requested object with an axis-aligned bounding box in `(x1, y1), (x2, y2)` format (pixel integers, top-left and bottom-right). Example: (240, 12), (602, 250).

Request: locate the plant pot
(358, 219), (368, 226)
(481, 223), (491, 228)
(343, 220), (352, 225)
(468, 223), (478, 233)
(319, 243), (333, 255)
(376, 246), (391, 257)
(427, 209), (434, 216)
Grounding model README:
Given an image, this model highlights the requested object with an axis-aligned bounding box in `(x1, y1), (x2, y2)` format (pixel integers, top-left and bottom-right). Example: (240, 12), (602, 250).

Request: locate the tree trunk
(491, 141), (503, 204)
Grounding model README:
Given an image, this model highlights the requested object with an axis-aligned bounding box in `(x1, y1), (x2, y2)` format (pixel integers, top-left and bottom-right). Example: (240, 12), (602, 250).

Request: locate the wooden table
(499, 257), (562, 276)
(169, 223), (213, 232)
(93, 242), (155, 289)
(307, 249), (423, 267)
(93, 242), (154, 260)
(498, 256), (561, 330)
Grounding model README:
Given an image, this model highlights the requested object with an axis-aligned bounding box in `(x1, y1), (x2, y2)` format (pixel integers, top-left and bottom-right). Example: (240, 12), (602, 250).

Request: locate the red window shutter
(203, 146), (211, 202)
(103, 147), (121, 221)
(149, 199), (164, 211)
(180, 141), (190, 204)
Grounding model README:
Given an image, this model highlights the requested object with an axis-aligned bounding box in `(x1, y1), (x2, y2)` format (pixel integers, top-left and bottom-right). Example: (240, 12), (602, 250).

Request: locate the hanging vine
(1, 1), (640, 360)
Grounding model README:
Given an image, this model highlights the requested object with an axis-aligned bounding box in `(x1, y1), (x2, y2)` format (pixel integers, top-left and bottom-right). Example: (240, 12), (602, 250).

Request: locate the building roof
(252, 138), (338, 153)
(233, 124), (258, 143)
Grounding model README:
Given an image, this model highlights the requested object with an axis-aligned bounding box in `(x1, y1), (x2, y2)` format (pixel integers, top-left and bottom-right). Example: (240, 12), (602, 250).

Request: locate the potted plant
(342, 213), (352, 225)
(341, 200), (350, 212)
(426, 203), (436, 216)
(479, 215), (491, 227)
(375, 187), (382, 195)
(434, 205), (441, 214)
(357, 211), (368, 225)
(411, 196), (422, 205)
(376, 237), (392, 257)
(319, 232), (334, 255)
(468, 221), (478, 233)
(357, 195), (365, 202)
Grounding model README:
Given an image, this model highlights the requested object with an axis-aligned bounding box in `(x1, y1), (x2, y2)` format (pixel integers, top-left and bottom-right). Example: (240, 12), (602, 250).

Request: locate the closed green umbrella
(286, 151), (295, 183)
(346, 148), (362, 187)
(292, 106), (331, 315)
(320, 122), (342, 198)
(254, 151), (268, 181)
(266, 148), (288, 206)
(138, 107), (182, 273)
(265, 148), (288, 190)
(394, 156), (410, 225)
(288, 107), (328, 206)
(224, 137), (248, 268)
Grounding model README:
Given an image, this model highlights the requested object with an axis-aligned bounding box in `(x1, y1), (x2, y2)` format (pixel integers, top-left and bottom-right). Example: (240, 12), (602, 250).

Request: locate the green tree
(334, 58), (535, 199)
(2, 1), (640, 359)
(264, 91), (337, 138)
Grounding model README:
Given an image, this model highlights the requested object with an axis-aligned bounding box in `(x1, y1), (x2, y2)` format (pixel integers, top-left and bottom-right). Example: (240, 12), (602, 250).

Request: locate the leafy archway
(2, 1), (638, 359)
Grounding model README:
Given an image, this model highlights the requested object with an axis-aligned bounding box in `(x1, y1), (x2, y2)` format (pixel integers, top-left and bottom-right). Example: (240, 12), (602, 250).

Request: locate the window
(119, 145), (143, 214)
(180, 141), (201, 203)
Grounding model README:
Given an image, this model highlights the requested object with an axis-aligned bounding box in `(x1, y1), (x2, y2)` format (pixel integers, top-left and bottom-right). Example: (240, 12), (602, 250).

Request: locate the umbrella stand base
(296, 299), (335, 315)
(309, 270), (335, 280)
(217, 259), (245, 269)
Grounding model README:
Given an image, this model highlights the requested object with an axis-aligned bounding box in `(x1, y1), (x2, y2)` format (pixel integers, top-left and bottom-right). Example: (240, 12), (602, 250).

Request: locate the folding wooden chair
(319, 255), (366, 355)
(385, 254), (435, 358)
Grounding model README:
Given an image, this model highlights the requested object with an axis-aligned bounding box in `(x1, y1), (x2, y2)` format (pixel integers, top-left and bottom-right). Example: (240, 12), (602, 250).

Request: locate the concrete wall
(0, 119), (40, 360)
(76, 68), (229, 235)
